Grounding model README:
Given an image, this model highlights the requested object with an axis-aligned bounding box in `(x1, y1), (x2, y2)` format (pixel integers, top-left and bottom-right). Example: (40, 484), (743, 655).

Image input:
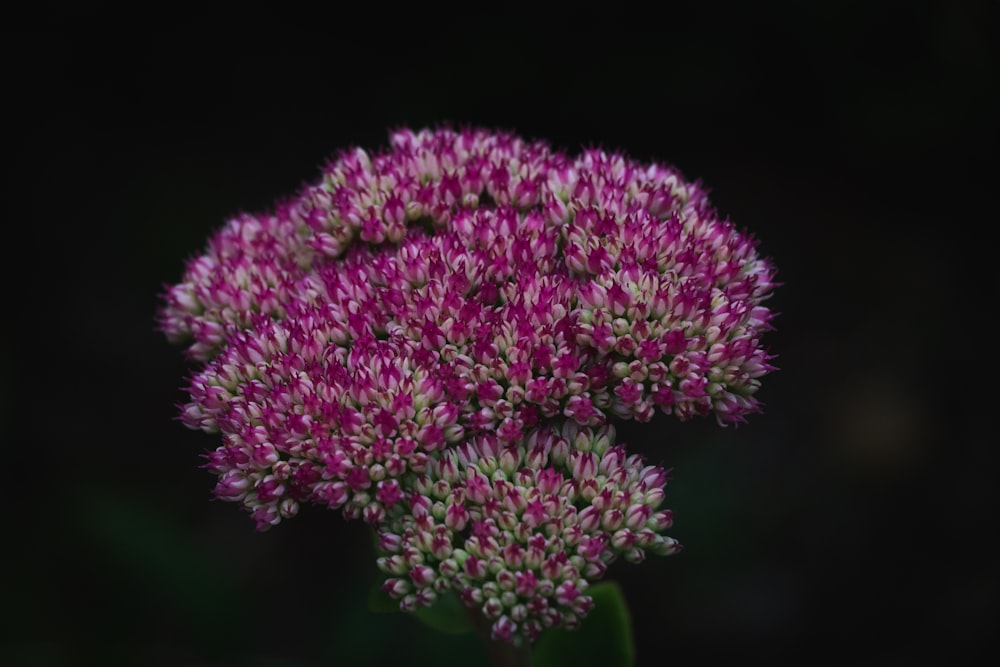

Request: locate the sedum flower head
(376, 422), (680, 643)
(160, 126), (777, 644)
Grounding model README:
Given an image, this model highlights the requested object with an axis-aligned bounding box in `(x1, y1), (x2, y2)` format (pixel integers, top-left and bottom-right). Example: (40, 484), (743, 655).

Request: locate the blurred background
(3, 4), (997, 665)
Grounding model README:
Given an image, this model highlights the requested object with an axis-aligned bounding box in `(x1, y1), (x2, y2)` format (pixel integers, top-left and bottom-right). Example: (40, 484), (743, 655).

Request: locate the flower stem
(465, 605), (533, 667)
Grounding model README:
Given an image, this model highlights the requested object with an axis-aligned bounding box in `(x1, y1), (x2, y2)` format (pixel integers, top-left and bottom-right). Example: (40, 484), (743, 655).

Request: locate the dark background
(3, 5), (997, 665)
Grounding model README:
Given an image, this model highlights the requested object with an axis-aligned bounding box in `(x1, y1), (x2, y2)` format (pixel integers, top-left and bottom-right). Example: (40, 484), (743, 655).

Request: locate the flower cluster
(160, 127), (777, 644)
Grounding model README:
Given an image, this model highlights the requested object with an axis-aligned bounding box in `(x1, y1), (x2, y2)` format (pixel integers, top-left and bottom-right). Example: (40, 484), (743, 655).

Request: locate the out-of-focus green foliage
(532, 582), (635, 667)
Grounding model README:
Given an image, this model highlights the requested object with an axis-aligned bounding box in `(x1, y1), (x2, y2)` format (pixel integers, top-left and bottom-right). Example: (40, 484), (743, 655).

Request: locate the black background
(3, 5), (998, 666)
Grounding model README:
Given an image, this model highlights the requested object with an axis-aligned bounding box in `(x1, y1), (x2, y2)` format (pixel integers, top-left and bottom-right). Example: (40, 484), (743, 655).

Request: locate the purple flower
(160, 126), (778, 643)
(377, 424), (680, 643)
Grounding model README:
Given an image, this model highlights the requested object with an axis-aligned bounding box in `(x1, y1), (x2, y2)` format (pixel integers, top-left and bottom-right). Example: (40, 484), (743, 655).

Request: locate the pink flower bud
(382, 577), (410, 599)
(409, 564), (436, 588)
(491, 615), (517, 643)
(555, 581), (580, 607)
(578, 505), (601, 533)
(483, 597), (504, 620)
(214, 471), (251, 501)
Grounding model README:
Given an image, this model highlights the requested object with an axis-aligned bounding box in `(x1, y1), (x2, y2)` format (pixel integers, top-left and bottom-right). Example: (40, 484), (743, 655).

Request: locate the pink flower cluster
(160, 127), (777, 644)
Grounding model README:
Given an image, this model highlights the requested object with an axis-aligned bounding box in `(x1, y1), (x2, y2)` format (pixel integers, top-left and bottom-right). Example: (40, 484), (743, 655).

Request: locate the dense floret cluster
(160, 127), (777, 644)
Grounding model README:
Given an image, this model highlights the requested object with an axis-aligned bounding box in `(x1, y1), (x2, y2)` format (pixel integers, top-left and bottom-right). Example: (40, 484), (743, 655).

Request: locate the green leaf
(412, 590), (475, 635)
(368, 583), (475, 636)
(531, 581), (635, 667)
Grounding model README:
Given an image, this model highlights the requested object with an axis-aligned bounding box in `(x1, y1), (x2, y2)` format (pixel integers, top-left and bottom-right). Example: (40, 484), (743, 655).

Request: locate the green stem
(465, 605), (533, 667)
